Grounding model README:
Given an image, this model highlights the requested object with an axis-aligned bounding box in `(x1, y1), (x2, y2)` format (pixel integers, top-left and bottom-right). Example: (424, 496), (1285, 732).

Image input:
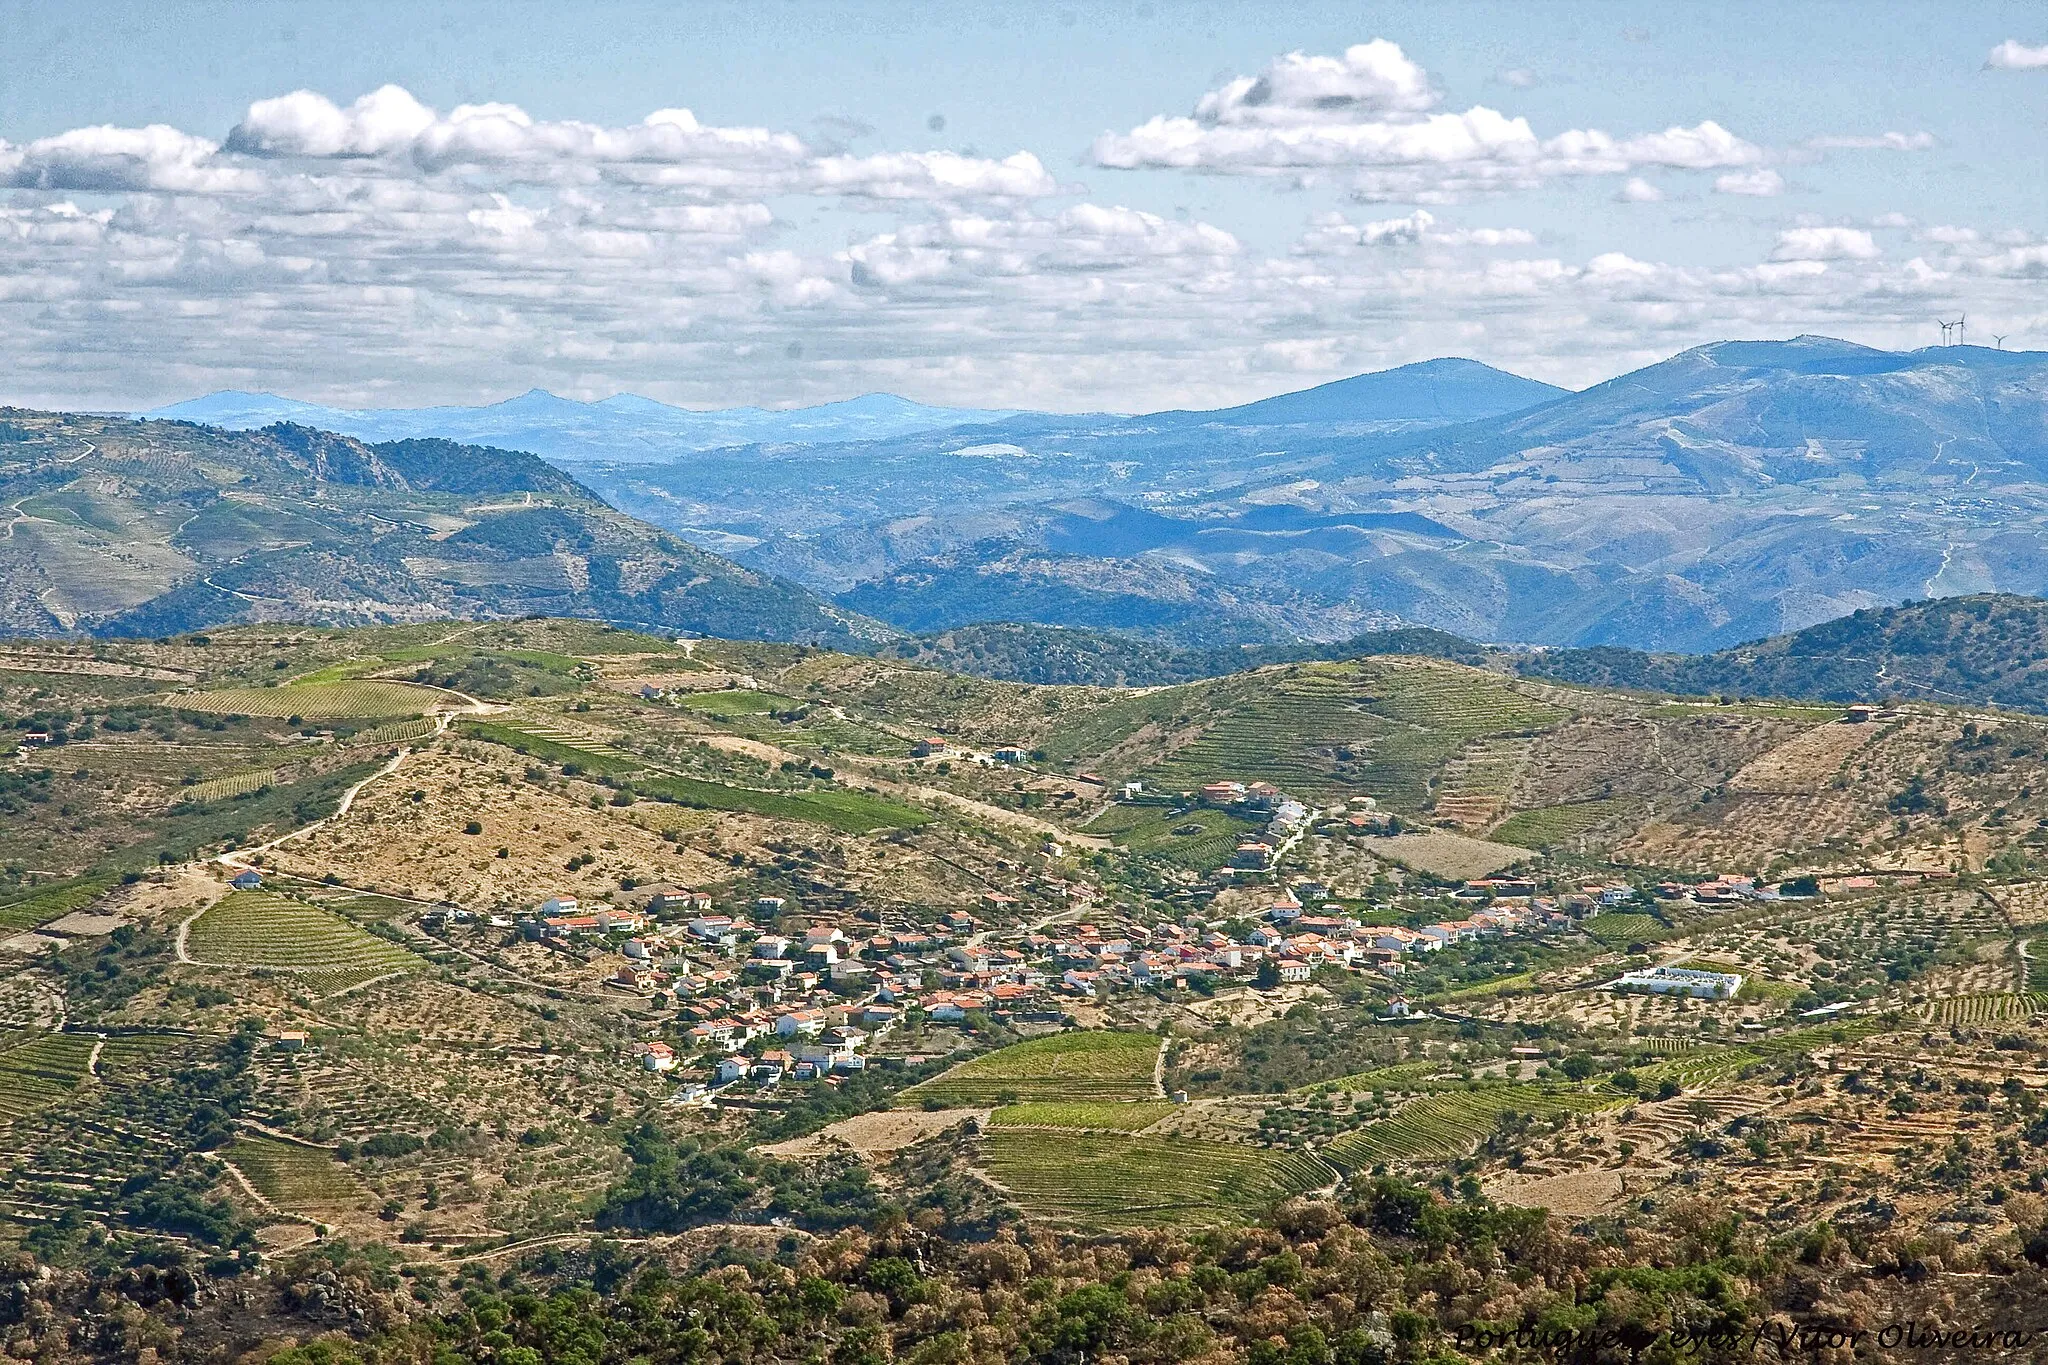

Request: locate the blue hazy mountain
(144, 340), (2048, 654)
(142, 388), (1038, 462)
(143, 357), (1563, 464)
(1155, 357), (1567, 427)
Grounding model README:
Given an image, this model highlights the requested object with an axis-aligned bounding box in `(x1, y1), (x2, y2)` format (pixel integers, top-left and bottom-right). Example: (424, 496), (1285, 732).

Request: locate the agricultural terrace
(184, 891), (418, 975)
(0, 875), (117, 934)
(977, 1130), (1335, 1230)
(0, 1032), (99, 1122)
(1082, 804), (1265, 874)
(1126, 659), (1570, 809)
(461, 720), (930, 833)
(166, 681), (450, 719)
(221, 1135), (367, 1213)
(899, 1030), (1161, 1107)
(989, 1101), (1176, 1132)
(1320, 1086), (1621, 1170)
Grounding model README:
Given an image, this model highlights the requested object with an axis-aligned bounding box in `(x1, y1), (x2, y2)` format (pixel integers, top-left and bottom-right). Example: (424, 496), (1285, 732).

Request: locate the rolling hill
(0, 409), (891, 645)
(1519, 593), (2048, 712)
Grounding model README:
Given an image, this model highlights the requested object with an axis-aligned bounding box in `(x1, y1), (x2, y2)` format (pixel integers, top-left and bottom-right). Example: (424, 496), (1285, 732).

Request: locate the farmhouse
(230, 870), (264, 891)
(1610, 965), (1745, 999)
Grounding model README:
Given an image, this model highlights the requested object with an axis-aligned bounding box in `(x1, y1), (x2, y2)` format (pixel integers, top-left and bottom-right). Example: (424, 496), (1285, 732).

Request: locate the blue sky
(2, 1), (2045, 410)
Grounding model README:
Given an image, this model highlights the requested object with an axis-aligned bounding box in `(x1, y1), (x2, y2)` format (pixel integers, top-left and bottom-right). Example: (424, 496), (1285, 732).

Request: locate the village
(410, 768), (1811, 1107)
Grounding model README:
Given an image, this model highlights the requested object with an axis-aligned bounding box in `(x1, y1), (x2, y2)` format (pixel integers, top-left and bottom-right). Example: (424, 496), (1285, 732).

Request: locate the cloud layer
(0, 59), (2037, 412)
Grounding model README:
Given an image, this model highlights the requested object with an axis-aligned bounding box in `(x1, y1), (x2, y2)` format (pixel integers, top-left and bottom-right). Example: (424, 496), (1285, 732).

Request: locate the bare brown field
(758, 1107), (988, 1160)
(261, 741), (730, 907)
(1728, 721), (1880, 794)
(1357, 831), (1531, 879)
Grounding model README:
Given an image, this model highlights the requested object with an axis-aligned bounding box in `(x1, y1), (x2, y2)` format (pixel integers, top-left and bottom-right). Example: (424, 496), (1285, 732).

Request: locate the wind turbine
(1993, 334), (2008, 350)
(1936, 317), (1957, 346)
(1957, 313), (1967, 347)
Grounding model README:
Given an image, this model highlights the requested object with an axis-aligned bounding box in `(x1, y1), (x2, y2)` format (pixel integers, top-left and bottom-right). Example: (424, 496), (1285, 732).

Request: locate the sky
(2, 0), (2046, 412)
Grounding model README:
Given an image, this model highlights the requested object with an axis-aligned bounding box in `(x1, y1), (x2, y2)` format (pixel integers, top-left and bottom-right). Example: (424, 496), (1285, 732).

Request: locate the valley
(1, 621), (2047, 1286)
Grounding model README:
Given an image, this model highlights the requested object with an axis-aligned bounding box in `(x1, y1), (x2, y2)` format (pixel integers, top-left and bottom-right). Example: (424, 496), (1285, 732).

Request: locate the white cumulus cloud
(1773, 227), (1880, 261)
(1986, 39), (2048, 70)
(1715, 168), (1785, 196)
(1090, 41), (1761, 199)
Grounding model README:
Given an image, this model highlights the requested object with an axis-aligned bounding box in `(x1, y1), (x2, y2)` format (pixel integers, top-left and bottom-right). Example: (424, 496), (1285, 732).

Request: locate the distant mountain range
(142, 389), (1040, 463)
(0, 410), (886, 645)
(119, 340), (2048, 655)
(561, 338), (2048, 652)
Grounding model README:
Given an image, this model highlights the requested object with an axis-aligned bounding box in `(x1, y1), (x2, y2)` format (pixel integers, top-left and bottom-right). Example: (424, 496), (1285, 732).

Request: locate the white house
(1610, 965), (1744, 1000)
(775, 1010), (825, 1037)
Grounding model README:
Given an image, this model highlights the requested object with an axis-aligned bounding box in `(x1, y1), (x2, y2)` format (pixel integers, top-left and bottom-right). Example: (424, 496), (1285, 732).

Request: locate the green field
(989, 1100), (1177, 1132)
(1127, 661), (1569, 810)
(462, 720), (930, 833)
(169, 681), (447, 719)
(1492, 800), (1629, 849)
(0, 1033), (99, 1122)
(1082, 804), (1264, 873)
(673, 689), (803, 718)
(0, 875), (117, 933)
(1582, 912), (1666, 947)
(222, 1135), (367, 1211)
(184, 768), (277, 802)
(979, 1130), (1335, 1229)
(900, 1031), (1161, 1107)
(1320, 1085), (1620, 1170)
(185, 891), (419, 974)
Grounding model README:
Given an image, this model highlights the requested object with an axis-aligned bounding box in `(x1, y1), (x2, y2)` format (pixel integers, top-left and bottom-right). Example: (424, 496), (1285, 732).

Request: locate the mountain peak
(1188, 358), (1569, 426)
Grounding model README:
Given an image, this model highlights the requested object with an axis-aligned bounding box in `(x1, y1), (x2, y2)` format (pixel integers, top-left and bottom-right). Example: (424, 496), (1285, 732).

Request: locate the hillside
(0, 409), (890, 646)
(886, 621), (1485, 685)
(1, 617), (2048, 1352)
(1521, 593), (2048, 711)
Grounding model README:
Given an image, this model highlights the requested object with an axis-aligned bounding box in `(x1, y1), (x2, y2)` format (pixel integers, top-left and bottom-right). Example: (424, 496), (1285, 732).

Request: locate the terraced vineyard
(184, 768), (277, 802)
(184, 891), (419, 974)
(1582, 912), (1665, 946)
(1320, 1086), (1620, 1170)
(221, 1135), (366, 1212)
(462, 720), (930, 833)
(1084, 805), (1265, 874)
(0, 875), (116, 933)
(248, 1050), (449, 1143)
(168, 681), (448, 719)
(1431, 736), (1530, 827)
(1919, 992), (2048, 1024)
(344, 717), (439, 748)
(1137, 674), (1383, 801)
(989, 1100), (1176, 1132)
(0, 1032), (100, 1121)
(1492, 800), (1630, 850)
(978, 1130), (1335, 1229)
(900, 1031), (1161, 1107)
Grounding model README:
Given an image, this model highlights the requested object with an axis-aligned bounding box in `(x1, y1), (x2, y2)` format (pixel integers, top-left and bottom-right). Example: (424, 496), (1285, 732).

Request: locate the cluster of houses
(476, 753), (1807, 1099)
(1193, 781), (1314, 871)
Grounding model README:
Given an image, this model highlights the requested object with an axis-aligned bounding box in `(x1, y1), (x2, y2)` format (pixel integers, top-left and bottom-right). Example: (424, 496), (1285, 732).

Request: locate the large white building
(1609, 965), (1744, 999)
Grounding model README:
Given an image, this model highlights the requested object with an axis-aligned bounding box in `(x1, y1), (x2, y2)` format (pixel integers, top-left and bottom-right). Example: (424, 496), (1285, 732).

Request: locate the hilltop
(1521, 593), (2048, 711)
(0, 409), (889, 646)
